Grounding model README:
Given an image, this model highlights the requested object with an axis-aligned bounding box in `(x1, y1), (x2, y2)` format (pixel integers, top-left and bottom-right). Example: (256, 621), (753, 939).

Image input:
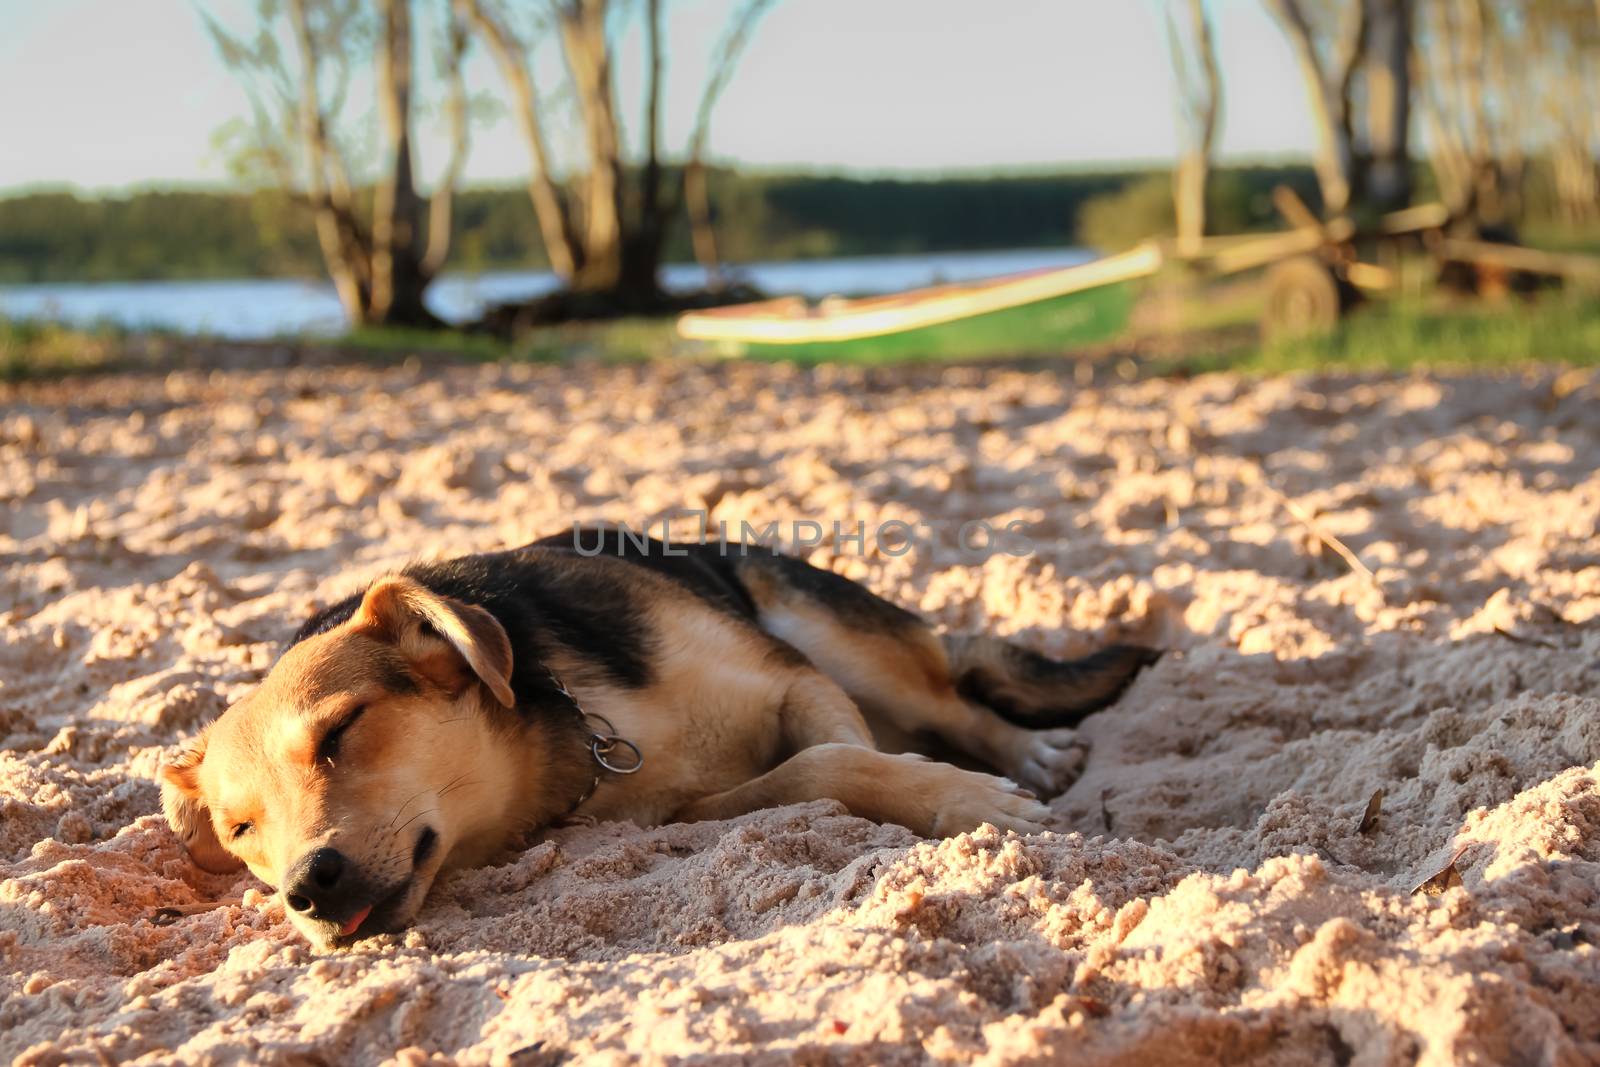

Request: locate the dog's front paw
(1003, 727), (1089, 798)
(927, 769), (1051, 838)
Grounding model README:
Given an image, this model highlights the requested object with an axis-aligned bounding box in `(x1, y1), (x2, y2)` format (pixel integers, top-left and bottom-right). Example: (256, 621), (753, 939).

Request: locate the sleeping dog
(159, 530), (1158, 949)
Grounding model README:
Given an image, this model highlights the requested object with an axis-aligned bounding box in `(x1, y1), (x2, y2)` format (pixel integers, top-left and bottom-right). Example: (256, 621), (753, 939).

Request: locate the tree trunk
(456, 0), (581, 282)
(682, 0), (775, 287)
(213, 0), (459, 330)
(1419, 0), (1519, 225)
(422, 5), (470, 280)
(1265, 0), (1365, 216)
(608, 0), (669, 297)
(1361, 0), (1411, 213)
(461, 0), (773, 305)
(1555, 139), (1599, 222)
(559, 0), (628, 292)
(286, 0), (370, 323)
(1173, 154), (1209, 255)
(1476, 0), (1522, 223)
(684, 160), (723, 288)
(371, 0), (432, 326)
(638, 0), (666, 255)
(1168, 0), (1221, 256)
(1422, 99), (1474, 216)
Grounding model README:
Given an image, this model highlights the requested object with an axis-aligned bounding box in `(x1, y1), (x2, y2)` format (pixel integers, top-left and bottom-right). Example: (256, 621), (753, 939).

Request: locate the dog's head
(159, 576), (518, 949)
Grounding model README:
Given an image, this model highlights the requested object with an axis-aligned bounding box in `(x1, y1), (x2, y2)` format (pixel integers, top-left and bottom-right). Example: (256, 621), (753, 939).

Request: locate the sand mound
(2, 360), (1597, 1065)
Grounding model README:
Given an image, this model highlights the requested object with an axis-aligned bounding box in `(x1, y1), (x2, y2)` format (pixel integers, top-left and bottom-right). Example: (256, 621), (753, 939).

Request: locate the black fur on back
(288, 541), (662, 712)
(287, 529), (818, 713)
(531, 528), (762, 620)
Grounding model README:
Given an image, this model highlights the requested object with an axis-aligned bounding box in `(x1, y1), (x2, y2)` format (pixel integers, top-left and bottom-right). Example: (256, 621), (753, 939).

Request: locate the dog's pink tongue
(339, 906), (372, 938)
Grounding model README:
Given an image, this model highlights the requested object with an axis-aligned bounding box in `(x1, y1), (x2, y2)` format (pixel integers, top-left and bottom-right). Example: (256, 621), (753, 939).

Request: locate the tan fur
(159, 579), (590, 948)
(356, 577), (516, 708)
(159, 548), (1152, 950)
(739, 571), (1093, 796)
(674, 743), (1046, 837)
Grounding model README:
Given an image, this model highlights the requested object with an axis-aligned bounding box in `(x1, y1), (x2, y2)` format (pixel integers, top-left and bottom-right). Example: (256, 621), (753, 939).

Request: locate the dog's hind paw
(1005, 727), (1089, 798)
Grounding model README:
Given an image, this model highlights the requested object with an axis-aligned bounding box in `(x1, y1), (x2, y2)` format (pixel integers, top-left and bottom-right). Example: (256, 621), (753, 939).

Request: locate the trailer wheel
(1262, 256), (1351, 341)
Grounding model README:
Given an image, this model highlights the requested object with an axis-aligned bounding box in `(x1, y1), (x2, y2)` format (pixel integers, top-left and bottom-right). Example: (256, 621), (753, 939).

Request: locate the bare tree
(684, 0), (776, 287)
(207, 0), (469, 327)
(424, 7), (471, 278)
(1263, 0), (1414, 217)
(457, 0), (629, 291)
(372, 0), (425, 322)
(1363, 0), (1412, 210)
(557, 0), (630, 290)
(1165, 0), (1222, 256)
(455, 0), (579, 281)
(1419, 0), (1599, 226)
(1538, 0), (1600, 222)
(1417, 0), (1524, 222)
(1263, 0), (1363, 215)
(458, 0), (774, 301)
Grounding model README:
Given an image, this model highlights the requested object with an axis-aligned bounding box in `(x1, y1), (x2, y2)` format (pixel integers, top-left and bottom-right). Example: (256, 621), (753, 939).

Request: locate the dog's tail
(941, 635), (1161, 729)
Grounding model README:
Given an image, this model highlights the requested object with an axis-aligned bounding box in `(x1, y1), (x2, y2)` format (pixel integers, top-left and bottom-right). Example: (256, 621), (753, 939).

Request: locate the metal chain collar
(544, 666), (643, 813)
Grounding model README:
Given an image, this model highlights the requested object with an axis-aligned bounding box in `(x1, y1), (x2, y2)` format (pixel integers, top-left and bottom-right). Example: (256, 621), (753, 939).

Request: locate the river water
(0, 247), (1094, 340)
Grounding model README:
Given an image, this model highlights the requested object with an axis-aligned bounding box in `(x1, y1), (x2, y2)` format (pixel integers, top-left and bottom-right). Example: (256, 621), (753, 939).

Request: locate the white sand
(2, 360), (1597, 1065)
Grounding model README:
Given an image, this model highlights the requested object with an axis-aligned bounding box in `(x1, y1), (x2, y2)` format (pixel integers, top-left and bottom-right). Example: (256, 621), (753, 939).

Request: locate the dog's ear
(354, 576), (516, 708)
(158, 732), (244, 873)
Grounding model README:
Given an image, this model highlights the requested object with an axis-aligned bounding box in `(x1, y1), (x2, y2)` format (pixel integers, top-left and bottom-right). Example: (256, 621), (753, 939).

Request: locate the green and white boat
(676, 243), (1164, 363)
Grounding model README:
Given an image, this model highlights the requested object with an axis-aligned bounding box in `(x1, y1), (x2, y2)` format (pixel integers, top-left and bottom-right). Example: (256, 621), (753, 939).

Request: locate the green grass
(1, 317), (130, 381)
(1166, 294), (1600, 375)
(725, 281), (1135, 365)
(342, 318), (680, 364)
(1160, 280), (1266, 334)
(7, 281), (1598, 382)
(339, 325), (514, 362)
(1, 316), (682, 383)
(1518, 223), (1600, 259)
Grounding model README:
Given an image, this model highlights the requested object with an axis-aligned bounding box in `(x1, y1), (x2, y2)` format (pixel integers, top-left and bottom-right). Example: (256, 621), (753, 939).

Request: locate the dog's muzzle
(282, 847), (369, 932)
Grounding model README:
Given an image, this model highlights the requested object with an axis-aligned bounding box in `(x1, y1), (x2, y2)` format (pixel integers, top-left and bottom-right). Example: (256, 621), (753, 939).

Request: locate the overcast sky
(0, 0), (1316, 194)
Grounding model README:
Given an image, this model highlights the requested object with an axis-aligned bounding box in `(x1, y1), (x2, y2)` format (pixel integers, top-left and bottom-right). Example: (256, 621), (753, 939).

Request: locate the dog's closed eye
(317, 706), (367, 764)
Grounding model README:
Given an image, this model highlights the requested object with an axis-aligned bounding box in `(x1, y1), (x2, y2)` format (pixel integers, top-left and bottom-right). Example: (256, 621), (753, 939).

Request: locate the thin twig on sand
(1228, 464), (1389, 603)
(1256, 476), (1387, 604)
(1492, 626), (1558, 650)
(1279, 492), (1382, 592)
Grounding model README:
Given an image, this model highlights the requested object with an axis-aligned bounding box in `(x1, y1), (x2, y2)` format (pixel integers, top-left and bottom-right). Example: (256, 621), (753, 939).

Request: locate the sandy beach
(2, 358), (1597, 1065)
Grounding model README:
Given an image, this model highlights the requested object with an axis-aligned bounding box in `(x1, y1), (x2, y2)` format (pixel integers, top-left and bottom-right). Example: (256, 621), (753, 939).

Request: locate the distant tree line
(0, 165), (1288, 284)
(18, 0), (1581, 326)
(6, 156), (1594, 286)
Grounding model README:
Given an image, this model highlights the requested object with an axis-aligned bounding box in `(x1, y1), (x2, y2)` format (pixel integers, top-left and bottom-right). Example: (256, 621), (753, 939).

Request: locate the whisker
(438, 777), (479, 799)
(385, 786), (434, 831)
(392, 808), (437, 838)
(429, 772), (471, 804)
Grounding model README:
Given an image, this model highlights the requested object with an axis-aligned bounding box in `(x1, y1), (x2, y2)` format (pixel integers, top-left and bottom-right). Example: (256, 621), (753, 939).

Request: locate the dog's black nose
(283, 847), (351, 916)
